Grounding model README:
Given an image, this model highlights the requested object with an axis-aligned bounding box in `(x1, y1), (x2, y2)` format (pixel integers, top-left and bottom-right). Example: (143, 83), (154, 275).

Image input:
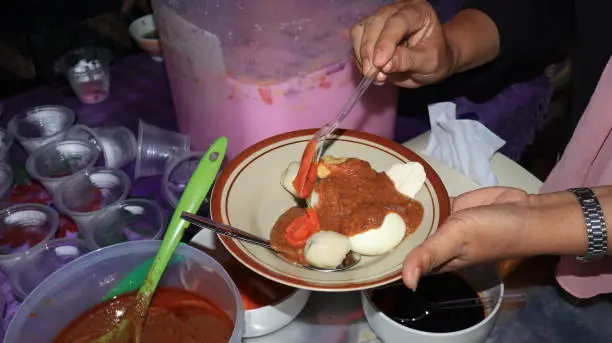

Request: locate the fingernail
(410, 268), (421, 291)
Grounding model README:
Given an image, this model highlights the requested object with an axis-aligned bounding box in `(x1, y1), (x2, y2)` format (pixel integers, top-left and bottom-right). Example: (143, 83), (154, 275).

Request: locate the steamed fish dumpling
(304, 231), (351, 269)
(385, 162), (426, 198)
(349, 212), (406, 256)
(280, 161), (300, 196)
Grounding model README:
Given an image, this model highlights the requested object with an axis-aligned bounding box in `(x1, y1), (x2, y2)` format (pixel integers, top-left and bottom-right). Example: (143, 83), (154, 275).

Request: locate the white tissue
(423, 102), (505, 187)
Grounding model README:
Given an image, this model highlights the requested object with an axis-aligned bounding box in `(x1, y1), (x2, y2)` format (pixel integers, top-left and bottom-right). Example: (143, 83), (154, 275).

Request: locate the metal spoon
(180, 212), (361, 272)
(390, 293), (527, 323)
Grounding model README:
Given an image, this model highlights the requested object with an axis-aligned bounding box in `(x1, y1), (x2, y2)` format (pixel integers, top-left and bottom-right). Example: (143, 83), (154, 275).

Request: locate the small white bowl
(362, 264), (503, 343)
(129, 14), (162, 62)
(221, 258), (310, 337)
(244, 288), (310, 338)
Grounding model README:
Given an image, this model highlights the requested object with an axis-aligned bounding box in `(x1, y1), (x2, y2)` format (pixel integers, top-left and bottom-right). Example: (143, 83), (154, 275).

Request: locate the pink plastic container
(152, 0), (397, 159)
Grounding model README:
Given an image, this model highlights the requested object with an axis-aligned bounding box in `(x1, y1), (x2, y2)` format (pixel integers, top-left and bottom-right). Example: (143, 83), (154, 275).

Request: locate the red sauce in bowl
(53, 288), (234, 343)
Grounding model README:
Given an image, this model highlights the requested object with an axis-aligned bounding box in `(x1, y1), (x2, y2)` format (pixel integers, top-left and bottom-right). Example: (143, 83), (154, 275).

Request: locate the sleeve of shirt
(443, 0), (574, 89)
(469, 0), (573, 66)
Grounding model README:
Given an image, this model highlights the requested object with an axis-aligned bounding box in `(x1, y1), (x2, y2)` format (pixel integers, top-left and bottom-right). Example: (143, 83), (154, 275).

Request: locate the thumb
(402, 219), (466, 290)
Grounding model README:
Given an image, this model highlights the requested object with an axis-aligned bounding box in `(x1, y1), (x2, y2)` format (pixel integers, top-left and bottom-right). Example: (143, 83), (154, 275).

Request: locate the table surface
(0, 52), (606, 342)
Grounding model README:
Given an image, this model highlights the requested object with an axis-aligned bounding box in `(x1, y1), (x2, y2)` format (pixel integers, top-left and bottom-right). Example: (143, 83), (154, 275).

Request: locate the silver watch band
(568, 187), (608, 262)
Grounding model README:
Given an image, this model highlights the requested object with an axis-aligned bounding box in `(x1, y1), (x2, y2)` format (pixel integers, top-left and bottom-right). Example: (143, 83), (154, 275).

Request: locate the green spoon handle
(137, 136), (228, 306)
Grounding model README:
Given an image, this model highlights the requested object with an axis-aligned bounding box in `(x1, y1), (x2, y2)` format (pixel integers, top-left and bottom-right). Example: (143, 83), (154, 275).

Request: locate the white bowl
(362, 265), (503, 343)
(129, 14), (162, 62)
(244, 288), (310, 338)
(211, 129), (450, 291)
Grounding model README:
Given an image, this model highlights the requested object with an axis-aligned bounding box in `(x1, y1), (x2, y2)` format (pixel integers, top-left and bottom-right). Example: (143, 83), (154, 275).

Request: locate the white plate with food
(210, 129), (450, 292)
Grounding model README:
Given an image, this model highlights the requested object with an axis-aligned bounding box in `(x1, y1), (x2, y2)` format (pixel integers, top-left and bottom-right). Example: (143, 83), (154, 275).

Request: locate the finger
(386, 71), (426, 89)
(431, 258), (469, 274)
(373, 4), (431, 68)
(402, 222), (465, 289)
(350, 20), (366, 70)
(385, 45), (431, 75)
(360, 6), (400, 72)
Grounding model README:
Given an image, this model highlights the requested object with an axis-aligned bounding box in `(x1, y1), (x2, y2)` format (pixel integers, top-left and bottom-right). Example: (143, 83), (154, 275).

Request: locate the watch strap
(568, 187), (608, 262)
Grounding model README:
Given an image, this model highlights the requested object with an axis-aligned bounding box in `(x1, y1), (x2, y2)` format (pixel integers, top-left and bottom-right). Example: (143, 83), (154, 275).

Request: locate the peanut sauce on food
(271, 158), (424, 265)
(314, 158), (423, 236)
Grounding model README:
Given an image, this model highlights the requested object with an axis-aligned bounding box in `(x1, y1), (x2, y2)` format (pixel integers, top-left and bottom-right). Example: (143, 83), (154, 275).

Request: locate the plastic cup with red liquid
(25, 140), (100, 196)
(53, 167), (131, 232)
(0, 204), (59, 275)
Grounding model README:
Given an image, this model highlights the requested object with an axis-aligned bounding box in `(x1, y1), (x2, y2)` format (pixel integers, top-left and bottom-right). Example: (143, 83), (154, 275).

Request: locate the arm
(401, 186), (610, 290)
(525, 187), (612, 256)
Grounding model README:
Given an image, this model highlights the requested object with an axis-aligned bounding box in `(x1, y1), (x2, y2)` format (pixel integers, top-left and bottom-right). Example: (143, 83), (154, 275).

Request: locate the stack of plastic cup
(66, 124), (138, 168)
(9, 238), (95, 300)
(0, 204), (59, 275)
(53, 167), (131, 231)
(59, 47), (112, 104)
(83, 199), (166, 248)
(8, 105), (75, 154)
(25, 140), (100, 196)
(6, 241), (245, 343)
(135, 119), (190, 179)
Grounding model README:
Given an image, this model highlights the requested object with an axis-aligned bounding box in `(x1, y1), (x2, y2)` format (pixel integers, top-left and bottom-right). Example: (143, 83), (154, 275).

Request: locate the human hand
(350, 0), (456, 88)
(402, 187), (533, 290)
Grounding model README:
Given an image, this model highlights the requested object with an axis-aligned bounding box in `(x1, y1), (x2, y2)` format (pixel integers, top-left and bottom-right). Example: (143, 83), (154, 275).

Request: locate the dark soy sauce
(371, 273), (486, 333)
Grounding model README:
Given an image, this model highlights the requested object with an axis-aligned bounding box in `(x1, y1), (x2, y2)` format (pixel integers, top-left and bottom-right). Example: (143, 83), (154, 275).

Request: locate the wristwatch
(568, 187), (608, 262)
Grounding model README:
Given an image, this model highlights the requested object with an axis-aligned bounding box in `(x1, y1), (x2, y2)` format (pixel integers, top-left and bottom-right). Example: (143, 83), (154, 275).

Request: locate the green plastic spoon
(97, 136), (228, 342)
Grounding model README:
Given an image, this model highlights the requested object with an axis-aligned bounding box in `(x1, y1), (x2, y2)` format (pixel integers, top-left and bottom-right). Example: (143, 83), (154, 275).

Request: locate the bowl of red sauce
(5, 241), (245, 343)
(224, 259), (310, 337)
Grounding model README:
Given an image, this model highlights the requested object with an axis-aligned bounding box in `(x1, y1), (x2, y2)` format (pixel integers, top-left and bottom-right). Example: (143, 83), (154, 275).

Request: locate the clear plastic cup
(7, 105), (75, 154)
(0, 204), (59, 275)
(135, 119), (190, 179)
(5, 241), (245, 343)
(162, 151), (205, 208)
(83, 199), (166, 248)
(66, 124), (138, 169)
(9, 238), (95, 301)
(0, 163), (13, 210)
(0, 128), (14, 161)
(59, 47), (112, 104)
(53, 167), (131, 231)
(25, 140), (100, 196)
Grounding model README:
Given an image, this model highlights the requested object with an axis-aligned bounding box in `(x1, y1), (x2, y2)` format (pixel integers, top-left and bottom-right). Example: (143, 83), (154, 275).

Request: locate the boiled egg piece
(349, 212), (406, 256)
(385, 162), (426, 198)
(280, 161), (300, 197)
(304, 231), (351, 269)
